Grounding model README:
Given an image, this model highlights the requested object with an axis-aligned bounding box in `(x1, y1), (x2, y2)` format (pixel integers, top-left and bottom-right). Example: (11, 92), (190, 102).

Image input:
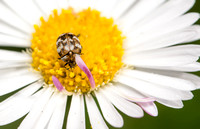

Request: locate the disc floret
(31, 8), (124, 93)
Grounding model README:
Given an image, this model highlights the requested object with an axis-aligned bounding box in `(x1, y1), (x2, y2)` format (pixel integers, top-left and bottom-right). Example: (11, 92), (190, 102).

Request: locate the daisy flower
(0, 0), (200, 129)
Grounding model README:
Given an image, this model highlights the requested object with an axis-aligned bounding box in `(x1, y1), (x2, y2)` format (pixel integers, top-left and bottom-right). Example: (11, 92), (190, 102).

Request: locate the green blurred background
(0, 1), (200, 129)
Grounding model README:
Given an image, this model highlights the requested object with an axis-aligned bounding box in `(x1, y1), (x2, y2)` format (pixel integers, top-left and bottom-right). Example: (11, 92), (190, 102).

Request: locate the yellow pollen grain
(31, 8), (124, 93)
(69, 72), (75, 78)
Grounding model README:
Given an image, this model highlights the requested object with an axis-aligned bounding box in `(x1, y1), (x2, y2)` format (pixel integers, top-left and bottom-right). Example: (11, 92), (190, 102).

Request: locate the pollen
(31, 8), (124, 93)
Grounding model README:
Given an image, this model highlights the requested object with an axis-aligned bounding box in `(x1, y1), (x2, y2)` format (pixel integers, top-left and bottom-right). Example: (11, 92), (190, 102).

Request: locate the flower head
(0, 0), (200, 129)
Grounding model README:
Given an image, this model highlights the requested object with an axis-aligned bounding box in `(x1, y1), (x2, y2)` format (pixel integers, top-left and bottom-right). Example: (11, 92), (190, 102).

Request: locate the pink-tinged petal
(52, 76), (73, 95)
(75, 54), (95, 88)
(126, 97), (155, 103)
(106, 85), (155, 103)
(137, 102), (158, 117)
(52, 76), (65, 92)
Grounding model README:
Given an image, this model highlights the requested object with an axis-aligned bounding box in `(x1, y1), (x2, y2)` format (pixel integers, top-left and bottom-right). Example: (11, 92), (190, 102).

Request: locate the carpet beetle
(56, 33), (82, 68)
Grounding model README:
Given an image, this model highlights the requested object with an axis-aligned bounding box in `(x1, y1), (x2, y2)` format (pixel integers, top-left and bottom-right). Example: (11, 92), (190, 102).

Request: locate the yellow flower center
(31, 8), (124, 93)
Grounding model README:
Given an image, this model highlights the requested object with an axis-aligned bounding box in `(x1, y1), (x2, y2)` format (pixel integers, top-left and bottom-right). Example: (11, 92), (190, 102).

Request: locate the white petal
(111, 84), (149, 101)
(121, 0), (165, 32)
(120, 69), (196, 91)
(0, 34), (30, 47)
(137, 102), (158, 117)
(137, 68), (200, 89)
(142, 12), (199, 38)
(47, 94), (67, 129)
(145, 62), (200, 72)
(124, 44), (200, 68)
(0, 50), (31, 62)
(126, 13), (199, 47)
(0, 85), (43, 125)
(0, 68), (30, 79)
(101, 88), (144, 118)
(179, 91), (194, 101)
(172, 63), (200, 72)
(95, 91), (123, 128)
(85, 95), (108, 129)
(34, 0), (58, 15)
(69, 0), (92, 11)
(115, 74), (189, 100)
(125, 14), (200, 50)
(92, 0), (118, 18)
(109, 83), (193, 102)
(157, 99), (184, 109)
(0, 22), (28, 38)
(126, 28), (199, 52)
(185, 25), (200, 42)
(0, 69), (41, 96)
(128, 25), (200, 50)
(0, 3), (31, 33)
(126, 44), (200, 58)
(34, 92), (61, 129)
(67, 94), (85, 129)
(123, 54), (198, 68)
(111, 0), (137, 19)
(0, 81), (42, 111)
(0, 98), (33, 126)
(0, 62), (28, 69)
(18, 87), (54, 129)
(57, 0), (69, 9)
(3, 0), (43, 25)
(126, 0), (195, 34)
(177, 74), (200, 89)
(107, 84), (155, 103)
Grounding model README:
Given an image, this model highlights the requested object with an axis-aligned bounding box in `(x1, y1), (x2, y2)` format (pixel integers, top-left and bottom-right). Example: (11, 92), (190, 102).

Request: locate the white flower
(0, 0), (200, 129)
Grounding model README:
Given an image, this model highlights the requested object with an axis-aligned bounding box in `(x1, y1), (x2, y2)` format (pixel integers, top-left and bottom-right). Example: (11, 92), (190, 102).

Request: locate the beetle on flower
(0, 0), (200, 129)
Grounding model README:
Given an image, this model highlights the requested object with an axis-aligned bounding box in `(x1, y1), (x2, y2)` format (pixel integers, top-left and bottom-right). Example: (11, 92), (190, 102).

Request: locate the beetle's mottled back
(56, 33), (82, 68)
